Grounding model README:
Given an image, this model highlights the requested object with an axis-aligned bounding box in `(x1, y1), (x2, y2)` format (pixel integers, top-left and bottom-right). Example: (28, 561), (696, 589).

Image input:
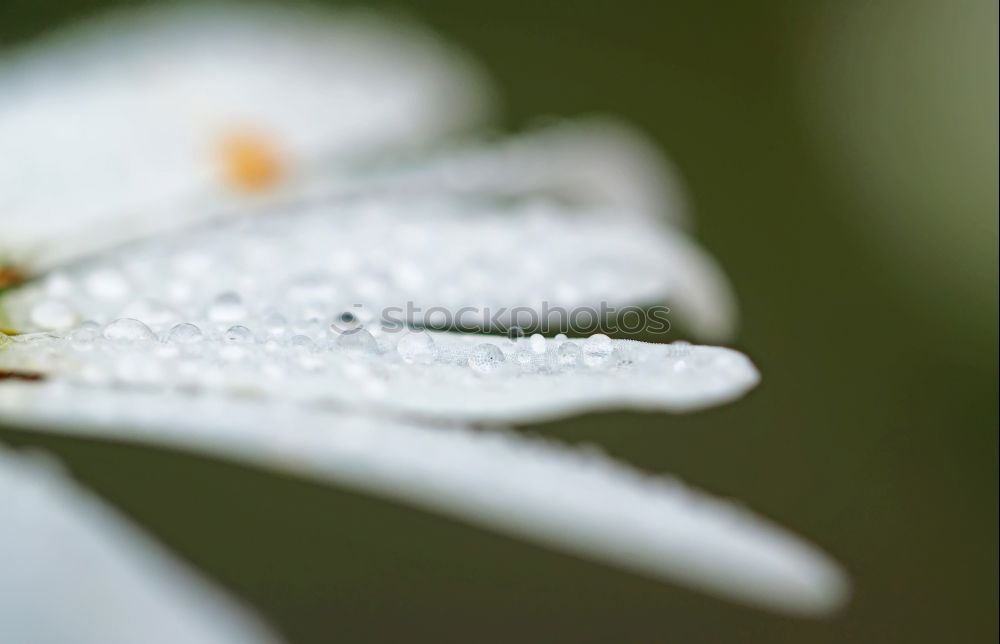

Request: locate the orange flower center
(219, 131), (283, 191)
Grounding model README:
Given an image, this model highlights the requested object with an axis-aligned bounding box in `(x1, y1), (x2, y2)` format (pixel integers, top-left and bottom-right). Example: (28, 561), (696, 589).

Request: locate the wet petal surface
(2, 194), (735, 340)
(0, 325), (758, 421)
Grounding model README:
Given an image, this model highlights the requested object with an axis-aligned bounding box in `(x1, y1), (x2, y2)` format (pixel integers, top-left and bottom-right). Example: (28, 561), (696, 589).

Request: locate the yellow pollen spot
(219, 131), (283, 191)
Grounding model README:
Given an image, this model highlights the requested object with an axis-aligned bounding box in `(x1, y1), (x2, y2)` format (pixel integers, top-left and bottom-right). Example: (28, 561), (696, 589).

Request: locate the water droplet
(336, 328), (377, 355)
(469, 343), (506, 374)
(333, 310), (361, 332)
(166, 323), (203, 344)
(288, 335), (317, 352)
(69, 321), (102, 347)
(668, 340), (693, 358)
(514, 346), (540, 373)
(508, 326), (525, 341)
(225, 325), (253, 344)
(29, 298), (79, 331)
(397, 331), (437, 365)
(557, 342), (581, 367)
(583, 333), (613, 367)
(208, 292), (247, 323)
(611, 346), (634, 367)
(103, 318), (155, 343)
(529, 333), (547, 354)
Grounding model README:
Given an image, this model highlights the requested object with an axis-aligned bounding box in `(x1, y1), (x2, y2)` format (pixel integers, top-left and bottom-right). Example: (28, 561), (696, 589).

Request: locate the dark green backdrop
(2, 1), (997, 642)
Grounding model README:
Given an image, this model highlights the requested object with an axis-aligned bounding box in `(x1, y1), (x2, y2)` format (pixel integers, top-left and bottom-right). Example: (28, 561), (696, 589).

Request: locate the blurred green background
(1, 0), (996, 642)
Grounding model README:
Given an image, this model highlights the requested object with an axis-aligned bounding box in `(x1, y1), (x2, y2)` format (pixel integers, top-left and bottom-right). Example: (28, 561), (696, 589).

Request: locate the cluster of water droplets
(0, 192), (759, 415)
(3, 194), (675, 335)
(0, 293), (754, 417)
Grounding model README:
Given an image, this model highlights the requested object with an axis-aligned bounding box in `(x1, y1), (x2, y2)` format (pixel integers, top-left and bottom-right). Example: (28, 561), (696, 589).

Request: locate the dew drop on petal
(583, 333), (613, 367)
(397, 331), (437, 365)
(166, 323), (203, 345)
(336, 328), (377, 355)
(514, 346), (540, 373)
(102, 318), (155, 343)
(469, 343), (506, 374)
(334, 311), (360, 331)
(611, 345), (634, 367)
(557, 342), (581, 367)
(289, 335), (317, 352)
(68, 321), (101, 347)
(207, 292), (247, 323)
(669, 340), (693, 358)
(224, 325), (253, 344)
(29, 298), (80, 331)
(529, 333), (547, 355)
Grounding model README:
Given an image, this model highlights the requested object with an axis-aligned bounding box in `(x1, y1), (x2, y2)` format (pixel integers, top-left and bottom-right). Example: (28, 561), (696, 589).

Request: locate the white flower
(0, 1), (849, 635)
(0, 5), (733, 339)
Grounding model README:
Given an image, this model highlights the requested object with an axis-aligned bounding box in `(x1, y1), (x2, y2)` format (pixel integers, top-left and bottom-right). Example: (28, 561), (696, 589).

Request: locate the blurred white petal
(343, 116), (692, 227)
(0, 445), (281, 644)
(328, 119), (742, 337)
(0, 385), (848, 615)
(0, 2), (492, 271)
(2, 193), (735, 340)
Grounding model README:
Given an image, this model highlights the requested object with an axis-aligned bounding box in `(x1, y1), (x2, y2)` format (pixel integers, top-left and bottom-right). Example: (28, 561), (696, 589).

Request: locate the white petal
(0, 325), (757, 420)
(341, 116), (692, 227)
(0, 2), (492, 271)
(330, 119), (742, 338)
(0, 384), (848, 615)
(0, 445), (281, 644)
(1, 193), (735, 340)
